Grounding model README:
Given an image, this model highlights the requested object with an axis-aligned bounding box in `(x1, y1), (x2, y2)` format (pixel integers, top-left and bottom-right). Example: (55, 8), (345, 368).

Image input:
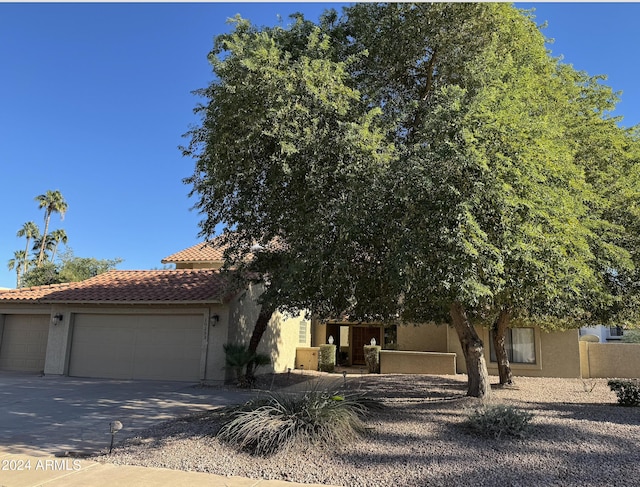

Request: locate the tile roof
(161, 240), (227, 264)
(0, 270), (238, 304)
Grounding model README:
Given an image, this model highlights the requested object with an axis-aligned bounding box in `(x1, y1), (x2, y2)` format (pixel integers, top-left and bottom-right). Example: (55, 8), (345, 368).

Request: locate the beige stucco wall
(448, 326), (580, 378)
(380, 350), (456, 375)
(580, 341), (640, 378)
(397, 323), (448, 352)
(296, 347), (319, 371)
(227, 283), (310, 377)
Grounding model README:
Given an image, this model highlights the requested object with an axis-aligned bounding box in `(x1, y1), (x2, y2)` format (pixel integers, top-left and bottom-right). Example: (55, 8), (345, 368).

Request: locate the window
(489, 328), (536, 364)
(298, 319), (308, 344)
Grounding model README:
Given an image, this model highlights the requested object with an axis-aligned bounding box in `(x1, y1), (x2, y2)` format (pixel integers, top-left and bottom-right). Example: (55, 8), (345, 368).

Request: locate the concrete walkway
(0, 450), (331, 487)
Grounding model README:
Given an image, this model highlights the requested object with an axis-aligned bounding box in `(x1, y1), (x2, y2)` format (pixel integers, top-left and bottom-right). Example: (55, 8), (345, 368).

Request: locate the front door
(351, 326), (382, 365)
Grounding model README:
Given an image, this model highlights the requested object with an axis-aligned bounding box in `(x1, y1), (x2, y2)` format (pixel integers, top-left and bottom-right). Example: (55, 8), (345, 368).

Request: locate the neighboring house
(579, 324), (624, 343)
(0, 245), (310, 382)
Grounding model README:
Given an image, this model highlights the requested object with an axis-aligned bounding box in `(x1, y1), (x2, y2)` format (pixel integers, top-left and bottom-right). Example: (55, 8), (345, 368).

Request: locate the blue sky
(1, 3), (639, 289)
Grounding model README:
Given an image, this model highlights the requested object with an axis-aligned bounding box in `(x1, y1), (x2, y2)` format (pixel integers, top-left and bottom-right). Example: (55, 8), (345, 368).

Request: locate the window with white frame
(489, 327), (536, 364)
(298, 319), (308, 344)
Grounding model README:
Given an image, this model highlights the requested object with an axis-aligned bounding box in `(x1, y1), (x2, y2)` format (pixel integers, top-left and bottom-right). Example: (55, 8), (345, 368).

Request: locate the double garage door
(69, 314), (204, 381)
(0, 314), (50, 372)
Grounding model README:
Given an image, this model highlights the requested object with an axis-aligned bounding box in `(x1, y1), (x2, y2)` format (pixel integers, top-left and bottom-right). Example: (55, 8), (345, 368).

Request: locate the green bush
(622, 329), (640, 343)
(217, 384), (379, 456)
(223, 343), (270, 386)
(364, 345), (381, 373)
(319, 344), (336, 372)
(465, 404), (534, 439)
(608, 379), (640, 406)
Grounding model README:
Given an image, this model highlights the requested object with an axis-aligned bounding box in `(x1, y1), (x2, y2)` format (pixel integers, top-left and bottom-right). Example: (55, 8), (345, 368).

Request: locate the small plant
(608, 379), (640, 406)
(223, 343), (270, 387)
(217, 383), (379, 456)
(465, 404), (533, 439)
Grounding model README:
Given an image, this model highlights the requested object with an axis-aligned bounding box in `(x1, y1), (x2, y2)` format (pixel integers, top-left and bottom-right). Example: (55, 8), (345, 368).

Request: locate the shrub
(223, 343), (270, 386)
(319, 344), (336, 372)
(465, 404), (533, 439)
(364, 345), (381, 373)
(217, 384), (379, 456)
(622, 329), (640, 343)
(608, 379), (640, 406)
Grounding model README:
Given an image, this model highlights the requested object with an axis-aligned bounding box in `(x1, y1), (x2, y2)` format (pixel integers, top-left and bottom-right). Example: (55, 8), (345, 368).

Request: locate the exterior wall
(227, 283), (311, 377)
(448, 326), (580, 378)
(397, 323), (448, 352)
(380, 350), (456, 375)
(296, 347), (319, 371)
(580, 341), (640, 379)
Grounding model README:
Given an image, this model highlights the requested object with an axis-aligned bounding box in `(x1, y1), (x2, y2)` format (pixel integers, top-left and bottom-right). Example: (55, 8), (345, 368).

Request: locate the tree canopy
(185, 3), (640, 397)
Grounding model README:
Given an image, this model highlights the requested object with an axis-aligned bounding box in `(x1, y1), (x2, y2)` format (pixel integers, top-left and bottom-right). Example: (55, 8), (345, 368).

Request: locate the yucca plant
(217, 383), (380, 456)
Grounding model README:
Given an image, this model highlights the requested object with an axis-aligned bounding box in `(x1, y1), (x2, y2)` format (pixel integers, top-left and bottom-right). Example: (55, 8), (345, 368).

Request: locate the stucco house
(2, 241), (636, 381)
(0, 244), (310, 382)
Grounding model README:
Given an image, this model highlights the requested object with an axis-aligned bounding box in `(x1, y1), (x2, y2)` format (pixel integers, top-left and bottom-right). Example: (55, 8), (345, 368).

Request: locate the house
(3, 240), (635, 381)
(0, 245), (310, 382)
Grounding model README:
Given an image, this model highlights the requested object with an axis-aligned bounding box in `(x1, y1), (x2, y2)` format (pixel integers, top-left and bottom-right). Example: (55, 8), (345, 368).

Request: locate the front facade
(311, 319), (582, 378)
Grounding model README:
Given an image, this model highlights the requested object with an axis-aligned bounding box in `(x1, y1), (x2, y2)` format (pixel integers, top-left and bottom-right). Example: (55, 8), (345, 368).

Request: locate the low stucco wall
(380, 350), (456, 375)
(296, 347), (319, 371)
(580, 341), (640, 379)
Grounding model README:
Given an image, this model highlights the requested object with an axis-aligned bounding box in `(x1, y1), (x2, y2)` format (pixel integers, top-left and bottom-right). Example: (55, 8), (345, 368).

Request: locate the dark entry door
(351, 326), (382, 365)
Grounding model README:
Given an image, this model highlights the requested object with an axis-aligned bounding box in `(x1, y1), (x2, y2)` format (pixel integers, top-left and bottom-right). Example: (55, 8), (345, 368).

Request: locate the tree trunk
(492, 310), (514, 385)
(37, 213), (51, 265)
(245, 303), (275, 381)
(450, 302), (491, 399)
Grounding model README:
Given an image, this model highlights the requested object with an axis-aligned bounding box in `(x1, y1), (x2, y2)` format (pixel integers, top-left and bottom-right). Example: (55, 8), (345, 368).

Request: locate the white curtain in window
(510, 328), (535, 363)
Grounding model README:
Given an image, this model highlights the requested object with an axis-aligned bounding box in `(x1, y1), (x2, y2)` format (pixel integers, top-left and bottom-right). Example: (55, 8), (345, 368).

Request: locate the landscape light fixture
(109, 421), (123, 454)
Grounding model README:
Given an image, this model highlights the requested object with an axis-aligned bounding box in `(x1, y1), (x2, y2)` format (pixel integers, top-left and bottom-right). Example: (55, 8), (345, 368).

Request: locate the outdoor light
(109, 421), (123, 454)
(370, 337), (377, 346)
(328, 335), (334, 345)
(52, 313), (63, 326)
(209, 314), (220, 326)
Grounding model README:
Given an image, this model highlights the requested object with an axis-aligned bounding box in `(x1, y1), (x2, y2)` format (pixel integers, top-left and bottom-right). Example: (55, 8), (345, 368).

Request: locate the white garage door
(69, 314), (203, 381)
(0, 314), (50, 372)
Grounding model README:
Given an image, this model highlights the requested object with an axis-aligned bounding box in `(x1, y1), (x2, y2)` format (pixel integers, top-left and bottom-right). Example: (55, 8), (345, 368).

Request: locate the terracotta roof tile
(0, 270), (238, 304)
(161, 239), (227, 264)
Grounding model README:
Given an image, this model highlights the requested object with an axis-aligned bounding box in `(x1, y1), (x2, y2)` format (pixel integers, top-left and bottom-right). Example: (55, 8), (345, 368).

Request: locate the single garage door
(0, 314), (50, 372)
(69, 314), (203, 381)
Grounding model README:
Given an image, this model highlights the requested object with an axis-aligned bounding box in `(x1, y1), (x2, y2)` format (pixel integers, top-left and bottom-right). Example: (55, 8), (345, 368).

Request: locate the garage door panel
(69, 314), (203, 381)
(0, 315), (50, 372)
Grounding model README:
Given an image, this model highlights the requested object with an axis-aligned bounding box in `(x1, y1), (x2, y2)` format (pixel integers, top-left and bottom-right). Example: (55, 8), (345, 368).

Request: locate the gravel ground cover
(97, 373), (640, 486)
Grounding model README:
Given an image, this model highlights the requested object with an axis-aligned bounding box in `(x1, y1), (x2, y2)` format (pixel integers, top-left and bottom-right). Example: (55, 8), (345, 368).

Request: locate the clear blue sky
(1, 3), (639, 289)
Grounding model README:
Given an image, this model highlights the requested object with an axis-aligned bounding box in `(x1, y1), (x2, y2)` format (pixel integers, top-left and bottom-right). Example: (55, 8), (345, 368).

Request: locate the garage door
(0, 314), (50, 372)
(69, 314), (203, 381)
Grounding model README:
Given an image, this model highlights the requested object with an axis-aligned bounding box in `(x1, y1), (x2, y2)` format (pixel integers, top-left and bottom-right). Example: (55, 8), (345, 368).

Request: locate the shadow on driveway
(0, 371), (252, 455)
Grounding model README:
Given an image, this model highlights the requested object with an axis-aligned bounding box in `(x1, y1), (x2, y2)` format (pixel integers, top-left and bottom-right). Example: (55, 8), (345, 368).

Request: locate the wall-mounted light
(209, 314), (220, 326)
(328, 335), (334, 345)
(52, 313), (63, 326)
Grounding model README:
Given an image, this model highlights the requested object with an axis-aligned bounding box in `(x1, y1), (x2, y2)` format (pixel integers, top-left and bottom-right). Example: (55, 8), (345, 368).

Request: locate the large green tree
(35, 190), (68, 265)
(185, 3), (639, 396)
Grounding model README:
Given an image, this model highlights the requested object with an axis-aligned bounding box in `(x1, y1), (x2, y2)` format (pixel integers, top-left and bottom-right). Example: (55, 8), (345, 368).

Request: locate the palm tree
(7, 250), (27, 288)
(32, 234), (55, 263)
(35, 190), (68, 265)
(49, 228), (68, 262)
(16, 221), (40, 278)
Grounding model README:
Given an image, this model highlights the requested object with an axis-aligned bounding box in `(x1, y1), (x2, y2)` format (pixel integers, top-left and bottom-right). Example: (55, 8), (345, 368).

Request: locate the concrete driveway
(0, 371), (252, 455)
